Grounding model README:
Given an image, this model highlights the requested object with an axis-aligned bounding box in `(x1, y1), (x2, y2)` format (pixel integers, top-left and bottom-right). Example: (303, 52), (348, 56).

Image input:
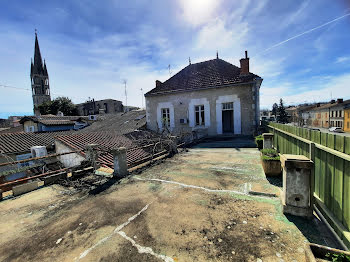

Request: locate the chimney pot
(155, 80), (162, 87)
(240, 50), (250, 75)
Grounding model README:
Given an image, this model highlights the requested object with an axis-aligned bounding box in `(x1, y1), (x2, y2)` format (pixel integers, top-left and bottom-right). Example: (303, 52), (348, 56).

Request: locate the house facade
(344, 104), (350, 132)
(76, 99), (123, 116)
(145, 52), (262, 136)
(329, 99), (350, 128)
(20, 115), (89, 132)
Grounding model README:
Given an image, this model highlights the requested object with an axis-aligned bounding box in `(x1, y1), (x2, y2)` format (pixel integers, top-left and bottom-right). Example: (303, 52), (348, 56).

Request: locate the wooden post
(112, 147), (128, 178)
(309, 142), (316, 210)
(85, 144), (99, 171)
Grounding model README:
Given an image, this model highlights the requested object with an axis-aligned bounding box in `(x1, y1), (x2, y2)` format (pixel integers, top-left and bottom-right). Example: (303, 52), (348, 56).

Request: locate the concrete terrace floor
(0, 139), (313, 262)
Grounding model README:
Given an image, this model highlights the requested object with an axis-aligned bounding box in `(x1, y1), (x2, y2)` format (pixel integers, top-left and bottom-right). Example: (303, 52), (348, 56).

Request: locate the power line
(0, 84), (86, 101)
(257, 12), (350, 56)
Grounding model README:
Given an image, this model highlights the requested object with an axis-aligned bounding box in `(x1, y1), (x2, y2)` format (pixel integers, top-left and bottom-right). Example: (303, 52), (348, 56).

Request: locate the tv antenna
(123, 79), (127, 112)
(140, 88), (144, 108)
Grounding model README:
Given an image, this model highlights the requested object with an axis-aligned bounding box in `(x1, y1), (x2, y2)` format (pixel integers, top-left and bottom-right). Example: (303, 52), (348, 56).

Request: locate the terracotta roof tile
(55, 131), (150, 167)
(0, 131), (74, 154)
(145, 58), (260, 96)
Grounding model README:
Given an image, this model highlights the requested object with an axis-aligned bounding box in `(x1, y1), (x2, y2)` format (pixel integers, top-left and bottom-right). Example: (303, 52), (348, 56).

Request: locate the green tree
(277, 98), (288, 123)
(272, 103), (278, 119)
(38, 97), (78, 116)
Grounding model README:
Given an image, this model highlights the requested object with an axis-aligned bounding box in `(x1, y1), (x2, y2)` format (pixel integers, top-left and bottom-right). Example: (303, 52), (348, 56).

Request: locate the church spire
(33, 31), (44, 75)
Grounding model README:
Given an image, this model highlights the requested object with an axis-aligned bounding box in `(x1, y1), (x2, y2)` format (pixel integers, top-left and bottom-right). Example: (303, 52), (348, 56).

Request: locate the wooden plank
(328, 134), (335, 149)
(327, 154), (335, 212)
(321, 132), (328, 146)
(315, 148), (321, 197)
(333, 156), (344, 222)
(324, 152), (332, 209)
(344, 160), (350, 231)
(335, 135), (345, 153)
(319, 150), (327, 202)
(345, 137), (350, 155)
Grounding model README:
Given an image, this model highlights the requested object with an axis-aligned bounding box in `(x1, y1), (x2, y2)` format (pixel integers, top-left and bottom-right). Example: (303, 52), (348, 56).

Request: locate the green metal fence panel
(315, 148), (321, 197)
(344, 161), (350, 231)
(319, 150), (327, 202)
(345, 137), (350, 155)
(333, 156), (344, 223)
(268, 123), (349, 241)
(325, 153), (334, 209)
(321, 133), (328, 146)
(328, 134), (335, 149)
(335, 136), (345, 153)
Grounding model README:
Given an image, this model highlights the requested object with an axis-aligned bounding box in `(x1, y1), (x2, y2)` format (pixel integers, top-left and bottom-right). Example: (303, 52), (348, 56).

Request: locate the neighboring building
(55, 131), (151, 168)
(309, 103), (331, 128)
(329, 99), (350, 129)
(76, 99), (124, 116)
(0, 131), (72, 190)
(124, 105), (140, 112)
(344, 104), (350, 133)
(260, 110), (276, 122)
(20, 115), (89, 132)
(31, 32), (51, 116)
(78, 110), (146, 134)
(145, 52), (263, 136)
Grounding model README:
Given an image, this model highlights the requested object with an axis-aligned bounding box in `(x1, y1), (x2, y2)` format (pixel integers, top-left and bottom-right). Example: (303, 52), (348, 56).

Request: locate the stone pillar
(280, 154), (314, 217)
(112, 147), (128, 178)
(85, 144), (99, 170)
(262, 133), (274, 149)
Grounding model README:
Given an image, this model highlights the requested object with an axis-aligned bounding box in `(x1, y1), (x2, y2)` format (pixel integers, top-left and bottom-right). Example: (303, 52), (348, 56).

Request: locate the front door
(222, 102), (234, 133)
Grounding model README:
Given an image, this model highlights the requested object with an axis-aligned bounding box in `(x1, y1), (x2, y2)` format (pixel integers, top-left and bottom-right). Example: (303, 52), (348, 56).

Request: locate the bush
(255, 135), (263, 150)
(261, 148), (280, 161)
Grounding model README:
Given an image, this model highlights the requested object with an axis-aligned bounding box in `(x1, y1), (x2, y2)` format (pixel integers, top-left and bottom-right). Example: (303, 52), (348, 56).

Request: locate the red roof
(55, 131), (151, 167)
(0, 131), (74, 154)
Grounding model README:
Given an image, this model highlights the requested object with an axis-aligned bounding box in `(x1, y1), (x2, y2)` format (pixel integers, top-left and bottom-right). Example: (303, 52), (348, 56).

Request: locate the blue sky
(0, 0), (350, 117)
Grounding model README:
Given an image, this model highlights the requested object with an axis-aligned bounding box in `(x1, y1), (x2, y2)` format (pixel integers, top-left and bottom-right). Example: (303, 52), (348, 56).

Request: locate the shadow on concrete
(88, 177), (119, 195)
(266, 176), (283, 188)
(192, 136), (257, 149)
(285, 214), (342, 249)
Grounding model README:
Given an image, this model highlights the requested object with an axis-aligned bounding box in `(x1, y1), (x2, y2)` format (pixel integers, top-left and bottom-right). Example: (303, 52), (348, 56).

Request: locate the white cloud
(260, 73), (350, 109)
(177, 0), (222, 27)
(335, 56), (350, 63)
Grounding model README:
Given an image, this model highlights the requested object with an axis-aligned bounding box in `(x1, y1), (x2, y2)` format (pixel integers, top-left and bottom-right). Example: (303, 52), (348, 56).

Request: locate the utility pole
(140, 88), (144, 108)
(123, 79), (127, 112)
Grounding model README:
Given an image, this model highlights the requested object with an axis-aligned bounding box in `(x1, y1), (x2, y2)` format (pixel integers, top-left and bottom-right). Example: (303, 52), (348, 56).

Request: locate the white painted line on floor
(76, 203), (153, 261)
(117, 231), (174, 262)
(135, 177), (247, 195)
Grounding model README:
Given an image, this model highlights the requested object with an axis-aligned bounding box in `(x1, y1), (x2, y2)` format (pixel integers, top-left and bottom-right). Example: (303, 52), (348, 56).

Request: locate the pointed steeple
(33, 31), (44, 75)
(43, 59), (48, 76)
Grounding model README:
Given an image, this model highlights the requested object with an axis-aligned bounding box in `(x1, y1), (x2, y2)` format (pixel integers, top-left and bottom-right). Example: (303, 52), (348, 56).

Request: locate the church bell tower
(31, 31), (51, 116)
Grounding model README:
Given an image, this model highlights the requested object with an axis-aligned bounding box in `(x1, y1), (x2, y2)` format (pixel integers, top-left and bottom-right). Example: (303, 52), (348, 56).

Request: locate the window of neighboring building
(340, 121), (343, 128)
(348, 112), (350, 118)
(195, 105), (205, 126)
(161, 108), (170, 127)
(348, 122), (350, 129)
(222, 102), (234, 110)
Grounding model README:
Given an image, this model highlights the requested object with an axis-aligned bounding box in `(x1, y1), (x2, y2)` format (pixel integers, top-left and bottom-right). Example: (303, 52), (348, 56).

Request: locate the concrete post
(262, 133), (274, 149)
(85, 144), (99, 171)
(280, 154), (314, 217)
(112, 147), (128, 178)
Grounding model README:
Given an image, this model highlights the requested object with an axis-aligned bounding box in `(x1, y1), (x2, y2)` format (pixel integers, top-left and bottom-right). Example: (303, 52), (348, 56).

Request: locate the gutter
(145, 80), (258, 97)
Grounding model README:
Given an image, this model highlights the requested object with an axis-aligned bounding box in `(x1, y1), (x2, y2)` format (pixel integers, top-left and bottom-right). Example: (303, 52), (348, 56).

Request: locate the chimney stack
(155, 80), (162, 87)
(240, 50), (250, 75)
(337, 98), (343, 103)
